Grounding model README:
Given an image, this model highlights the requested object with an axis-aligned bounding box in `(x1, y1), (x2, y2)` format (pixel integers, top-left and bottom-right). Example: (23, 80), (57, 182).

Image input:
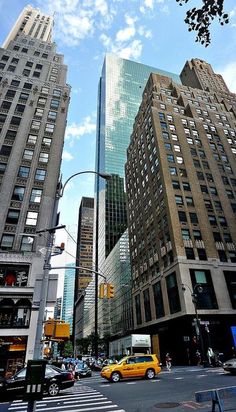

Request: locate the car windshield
(15, 368), (26, 378)
(118, 357), (128, 365)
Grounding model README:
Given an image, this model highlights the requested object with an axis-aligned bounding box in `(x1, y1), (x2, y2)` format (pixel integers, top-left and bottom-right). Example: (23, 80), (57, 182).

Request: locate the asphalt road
(0, 366), (236, 412)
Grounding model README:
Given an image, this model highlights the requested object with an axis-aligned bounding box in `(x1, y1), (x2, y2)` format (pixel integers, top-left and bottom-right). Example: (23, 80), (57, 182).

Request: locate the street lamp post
(33, 170), (111, 359)
(182, 283), (207, 367)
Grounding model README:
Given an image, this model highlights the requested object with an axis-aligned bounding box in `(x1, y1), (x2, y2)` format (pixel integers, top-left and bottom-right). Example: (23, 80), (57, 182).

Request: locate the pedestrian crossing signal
(107, 283), (115, 299)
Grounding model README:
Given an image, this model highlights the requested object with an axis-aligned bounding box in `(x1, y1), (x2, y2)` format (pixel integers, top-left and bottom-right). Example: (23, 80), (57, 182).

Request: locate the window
(182, 182), (191, 191)
(35, 169), (46, 181)
(204, 199), (212, 210)
(229, 252), (236, 263)
(175, 195), (183, 205)
(143, 288), (152, 322)
(214, 201), (222, 211)
(0, 145), (12, 156)
(34, 108), (44, 118)
(172, 180), (180, 189)
(185, 247), (195, 259)
(45, 123), (55, 134)
(21, 236), (34, 252)
(23, 69), (30, 76)
(0, 63), (6, 69)
(1, 55), (9, 61)
(18, 166), (30, 178)
(34, 51), (40, 56)
(53, 89), (61, 97)
(10, 116), (21, 125)
(27, 134), (37, 145)
(38, 97), (47, 107)
(0, 234), (14, 250)
(198, 248), (207, 261)
(42, 137), (52, 147)
(135, 294), (142, 325)
(6, 89), (16, 98)
(186, 197), (194, 206)
(165, 143), (172, 151)
(169, 167), (177, 175)
(153, 282), (164, 318)
(6, 209), (20, 224)
(218, 250), (227, 262)
(12, 186), (25, 201)
(26, 61), (33, 67)
(26, 211), (38, 226)
(50, 99), (59, 109)
(197, 171), (204, 181)
(50, 75), (57, 82)
(23, 149), (33, 160)
(22, 48), (28, 53)
(39, 152), (49, 163)
(190, 269), (218, 309)
(193, 230), (202, 240)
(209, 187), (217, 196)
(182, 229), (190, 240)
(223, 233), (232, 243)
(33, 71), (40, 78)
(167, 154), (174, 163)
(19, 92), (29, 101)
(179, 169), (187, 177)
(15, 104), (25, 113)
(13, 45), (20, 51)
(31, 120), (40, 131)
(7, 65), (16, 72)
(36, 64), (43, 70)
(213, 232), (221, 242)
(224, 271), (236, 309)
(231, 203), (236, 213)
(1, 101), (12, 110)
(208, 215), (217, 226)
(47, 111), (57, 121)
(178, 211), (187, 222)
(0, 163), (7, 174)
(30, 189), (42, 203)
(190, 212), (198, 223)
(218, 216), (227, 227)
(23, 83), (32, 90)
(42, 53), (48, 59)
(166, 272), (181, 314)
(41, 87), (49, 94)
(200, 185), (208, 194)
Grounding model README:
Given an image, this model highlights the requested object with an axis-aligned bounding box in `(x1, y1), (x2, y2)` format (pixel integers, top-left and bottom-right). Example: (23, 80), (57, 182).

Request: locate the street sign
(23, 360), (47, 401)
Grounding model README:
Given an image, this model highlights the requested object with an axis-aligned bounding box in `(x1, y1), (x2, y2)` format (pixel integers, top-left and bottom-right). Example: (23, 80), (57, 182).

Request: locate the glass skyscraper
(95, 54), (180, 267)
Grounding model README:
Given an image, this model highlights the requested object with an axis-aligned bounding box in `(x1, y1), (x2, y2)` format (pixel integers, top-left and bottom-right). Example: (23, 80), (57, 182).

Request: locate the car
(0, 364), (74, 398)
(223, 358), (236, 374)
(74, 363), (92, 379)
(102, 358), (118, 367)
(101, 354), (161, 383)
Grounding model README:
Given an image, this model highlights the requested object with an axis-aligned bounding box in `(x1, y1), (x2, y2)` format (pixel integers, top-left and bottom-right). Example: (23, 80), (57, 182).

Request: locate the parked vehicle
(0, 364), (74, 398)
(74, 363), (92, 379)
(223, 358), (236, 374)
(101, 354), (161, 383)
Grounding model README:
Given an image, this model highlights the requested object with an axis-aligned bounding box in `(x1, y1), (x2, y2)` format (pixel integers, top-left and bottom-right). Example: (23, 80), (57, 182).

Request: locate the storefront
(0, 336), (27, 377)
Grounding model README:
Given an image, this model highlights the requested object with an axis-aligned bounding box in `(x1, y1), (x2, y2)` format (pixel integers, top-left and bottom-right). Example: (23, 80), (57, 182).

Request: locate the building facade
(74, 197), (94, 343)
(125, 60), (236, 364)
(0, 5), (70, 375)
(62, 263), (75, 335)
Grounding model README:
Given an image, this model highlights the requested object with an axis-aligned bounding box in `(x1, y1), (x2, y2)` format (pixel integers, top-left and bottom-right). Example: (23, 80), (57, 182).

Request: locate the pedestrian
(165, 353), (172, 371)
(196, 350), (201, 366)
(207, 347), (214, 366)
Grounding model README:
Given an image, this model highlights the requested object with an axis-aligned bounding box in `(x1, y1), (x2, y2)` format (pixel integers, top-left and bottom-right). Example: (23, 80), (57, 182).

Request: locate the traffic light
(99, 283), (105, 299)
(107, 283), (115, 299)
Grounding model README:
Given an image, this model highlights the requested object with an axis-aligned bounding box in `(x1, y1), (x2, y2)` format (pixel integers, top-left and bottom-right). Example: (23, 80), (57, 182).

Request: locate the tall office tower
(62, 263), (75, 335)
(0, 5), (70, 375)
(54, 297), (62, 320)
(95, 54), (180, 269)
(126, 64), (236, 364)
(74, 197), (94, 342)
(181, 58), (230, 94)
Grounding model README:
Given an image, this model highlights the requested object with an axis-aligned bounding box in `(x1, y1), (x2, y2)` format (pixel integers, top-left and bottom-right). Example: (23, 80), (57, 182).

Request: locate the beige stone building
(125, 59), (236, 364)
(0, 5), (70, 374)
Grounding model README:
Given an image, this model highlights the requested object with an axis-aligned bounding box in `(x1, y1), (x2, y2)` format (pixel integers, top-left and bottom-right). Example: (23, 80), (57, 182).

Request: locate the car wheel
(48, 382), (60, 396)
(110, 372), (121, 383)
(146, 368), (155, 379)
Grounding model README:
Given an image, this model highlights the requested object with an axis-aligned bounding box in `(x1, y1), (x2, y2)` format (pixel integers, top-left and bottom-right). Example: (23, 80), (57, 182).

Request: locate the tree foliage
(176, 0), (229, 46)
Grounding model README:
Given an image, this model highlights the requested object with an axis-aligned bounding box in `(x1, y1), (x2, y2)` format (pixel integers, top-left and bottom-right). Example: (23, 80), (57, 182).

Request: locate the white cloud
(219, 62), (236, 93)
(116, 26), (135, 42)
(117, 39), (143, 60)
(65, 116), (96, 141)
(229, 7), (236, 18)
(62, 151), (74, 161)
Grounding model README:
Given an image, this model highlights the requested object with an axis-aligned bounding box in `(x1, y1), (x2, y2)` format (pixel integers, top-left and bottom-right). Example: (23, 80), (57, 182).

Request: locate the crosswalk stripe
(63, 397), (108, 404)
(36, 403), (119, 411)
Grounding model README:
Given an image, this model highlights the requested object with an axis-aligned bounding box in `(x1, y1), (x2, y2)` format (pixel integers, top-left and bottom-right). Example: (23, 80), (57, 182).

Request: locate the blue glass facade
(95, 54), (180, 265)
(62, 262), (75, 334)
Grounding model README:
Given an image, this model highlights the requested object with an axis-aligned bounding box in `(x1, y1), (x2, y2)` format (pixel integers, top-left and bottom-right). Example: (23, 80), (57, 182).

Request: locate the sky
(1, 0), (236, 294)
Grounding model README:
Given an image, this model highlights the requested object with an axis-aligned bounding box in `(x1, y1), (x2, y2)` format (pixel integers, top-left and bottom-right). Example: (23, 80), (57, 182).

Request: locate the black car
(0, 365), (74, 398)
(74, 363), (92, 379)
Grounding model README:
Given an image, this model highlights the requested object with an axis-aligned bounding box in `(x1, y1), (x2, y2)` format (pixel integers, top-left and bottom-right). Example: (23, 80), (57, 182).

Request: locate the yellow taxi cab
(101, 354), (161, 382)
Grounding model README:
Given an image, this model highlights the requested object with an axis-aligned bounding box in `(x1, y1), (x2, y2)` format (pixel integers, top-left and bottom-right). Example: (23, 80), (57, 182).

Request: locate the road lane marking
(36, 404), (119, 411)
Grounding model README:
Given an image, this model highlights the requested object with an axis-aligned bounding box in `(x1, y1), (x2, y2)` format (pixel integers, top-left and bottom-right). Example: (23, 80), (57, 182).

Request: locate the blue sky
(1, 0), (236, 290)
